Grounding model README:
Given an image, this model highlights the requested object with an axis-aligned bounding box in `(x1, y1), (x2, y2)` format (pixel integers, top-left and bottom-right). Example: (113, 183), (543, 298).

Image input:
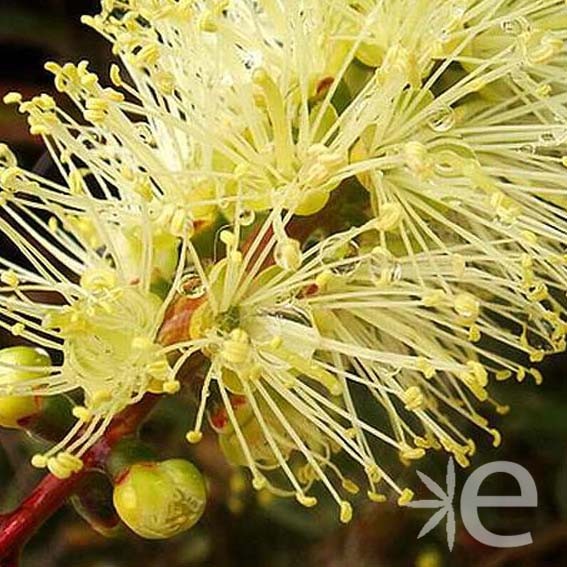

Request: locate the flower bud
(113, 459), (207, 540)
(0, 346), (51, 429)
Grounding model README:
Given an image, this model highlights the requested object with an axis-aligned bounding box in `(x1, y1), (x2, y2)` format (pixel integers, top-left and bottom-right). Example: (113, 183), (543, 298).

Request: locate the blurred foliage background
(1, 2), (567, 566)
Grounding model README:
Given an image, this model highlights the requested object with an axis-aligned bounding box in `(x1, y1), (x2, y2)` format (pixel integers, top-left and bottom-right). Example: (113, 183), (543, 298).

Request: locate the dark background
(1, 2), (567, 566)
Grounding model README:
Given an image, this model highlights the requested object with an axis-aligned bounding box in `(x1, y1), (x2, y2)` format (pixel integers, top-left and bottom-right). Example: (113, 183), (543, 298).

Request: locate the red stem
(0, 395), (159, 560)
(0, 201), (343, 561)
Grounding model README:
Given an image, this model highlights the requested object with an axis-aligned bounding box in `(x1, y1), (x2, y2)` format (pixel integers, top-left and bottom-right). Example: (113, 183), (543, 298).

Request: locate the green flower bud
(113, 459), (207, 540)
(0, 346), (51, 429)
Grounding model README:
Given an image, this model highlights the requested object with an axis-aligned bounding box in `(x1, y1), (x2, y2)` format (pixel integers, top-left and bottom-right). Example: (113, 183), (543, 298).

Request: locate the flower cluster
(1, 0), (567, 523)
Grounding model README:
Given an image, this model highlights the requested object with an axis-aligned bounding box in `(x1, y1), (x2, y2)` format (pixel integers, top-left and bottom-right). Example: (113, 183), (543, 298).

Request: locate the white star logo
(408, 458), (457, 550)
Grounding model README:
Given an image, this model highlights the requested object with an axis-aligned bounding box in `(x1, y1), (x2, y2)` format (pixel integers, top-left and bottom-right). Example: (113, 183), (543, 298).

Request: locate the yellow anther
(296, 494), (318, 508)
(529, 350), (545, 363)
(72, 406), (92, 422)
(342, 479), (360, 495)
(1, 270), (19, 288)
(530, 368), (543, 385)
(31, 454), (48, 469)
(496, 370), (512, 381)
(110, 64), (123, 86)
(496, 405), (510, 416)
(400, 444), (426, 461)
(364, 462), (382, 483)
(459, 361), (488, 401)
(163, 380), (181, 394)
(84, 97), (110, 123)
(339, 501), (353, 523)
(3, 92), (22, 105)
(368, 491), (387, 503)
(186, 430), (203, 444)
(455, 452), (471, 468)
(397, 488), (415, 506)
(401, 386), (425, 411)
(47, 452), (83, 479)
(170, 207), (188, 236)
(490, 429), (502, 448)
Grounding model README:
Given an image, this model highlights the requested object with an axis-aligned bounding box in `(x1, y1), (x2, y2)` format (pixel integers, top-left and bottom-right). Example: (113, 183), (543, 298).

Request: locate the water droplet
(539, 132), (556, 146)
(434, 151), (460, 177)
(427, 106), (456, 133)
(135, 123), (156, 146)
(177, 269), (206, 299)
(501, 17), (530, 36)
(319, 236), (361, 275)
(265, 304), (313, 328)
(249, 303), (320, 367)
(238, 209), (255, 227)
(369, 247), (402, 286)
(302, 228), (326, 252)
(518, 143), (536, 155)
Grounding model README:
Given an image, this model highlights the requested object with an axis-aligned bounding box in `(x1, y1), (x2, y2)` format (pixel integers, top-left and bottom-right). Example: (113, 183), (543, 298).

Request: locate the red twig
(0, 395), (159, 561)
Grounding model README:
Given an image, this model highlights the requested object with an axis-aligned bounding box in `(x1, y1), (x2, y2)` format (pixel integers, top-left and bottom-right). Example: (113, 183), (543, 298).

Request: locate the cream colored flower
(0, 0), (566, 522)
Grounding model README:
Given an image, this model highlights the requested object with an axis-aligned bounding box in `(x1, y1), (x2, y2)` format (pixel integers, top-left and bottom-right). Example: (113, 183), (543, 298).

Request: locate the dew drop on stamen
(302, 228), (326, 252)
(218, 196), (231, 210)
(135, 123), (156, 146)
(427, 106), (456, 133)
(270, 304), (313, 328)
(177, 269), (206, 299)
(539, 132), (557, 147)
(500, 17), (530, 37)
(319, 237), (361, 275)
(250, 303), (319, 366)
(369, 246), (402, 286)
(518, 143), (536, 155)
(238, 209), (255, 227)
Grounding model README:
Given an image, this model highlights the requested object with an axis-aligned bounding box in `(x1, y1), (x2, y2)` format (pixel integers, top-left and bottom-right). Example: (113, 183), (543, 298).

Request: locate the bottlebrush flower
(0, 0), (566, 524)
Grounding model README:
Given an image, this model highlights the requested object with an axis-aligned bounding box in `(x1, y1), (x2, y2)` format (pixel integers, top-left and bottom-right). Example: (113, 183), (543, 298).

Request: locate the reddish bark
(0, 395), (159, 560)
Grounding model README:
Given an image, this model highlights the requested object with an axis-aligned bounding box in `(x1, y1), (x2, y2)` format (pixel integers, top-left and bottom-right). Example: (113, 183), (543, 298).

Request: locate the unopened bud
(0, 346), (51, 429)
(113, 459), (207, 540)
